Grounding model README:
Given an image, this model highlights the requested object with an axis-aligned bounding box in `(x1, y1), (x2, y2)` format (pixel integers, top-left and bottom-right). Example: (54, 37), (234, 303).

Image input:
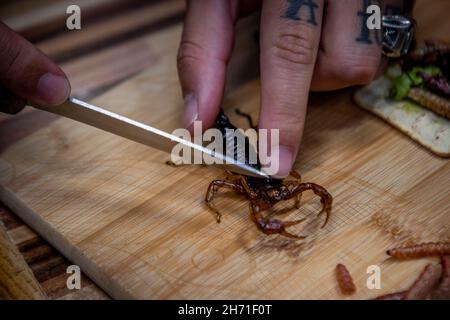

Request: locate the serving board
(0, 3), (449, 299)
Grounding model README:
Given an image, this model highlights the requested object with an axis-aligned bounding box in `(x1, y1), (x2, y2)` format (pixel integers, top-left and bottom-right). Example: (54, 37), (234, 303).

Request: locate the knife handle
(0, 86), (26, 115)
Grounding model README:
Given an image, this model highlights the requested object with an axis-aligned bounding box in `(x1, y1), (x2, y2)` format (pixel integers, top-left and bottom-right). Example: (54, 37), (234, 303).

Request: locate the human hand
(177, 0), (409, 177)
(0, 22), (70, 114)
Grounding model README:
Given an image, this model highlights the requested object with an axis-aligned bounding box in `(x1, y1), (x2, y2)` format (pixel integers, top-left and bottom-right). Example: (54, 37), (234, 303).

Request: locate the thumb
(0, 22), (70, 108)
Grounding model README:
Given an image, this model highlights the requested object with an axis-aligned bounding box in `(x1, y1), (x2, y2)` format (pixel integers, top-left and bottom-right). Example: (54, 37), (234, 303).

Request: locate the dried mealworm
(386, 242), (450, 259)
(405, 263), (442, 300)
(373, 291), (406, 300)
(407, 88), (450, 119)
(409, 40), (450, 62)
(336, 263), (356, 295)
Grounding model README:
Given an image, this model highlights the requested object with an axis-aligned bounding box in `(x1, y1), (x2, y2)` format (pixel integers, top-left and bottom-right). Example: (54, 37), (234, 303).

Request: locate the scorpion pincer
(205, 109), (333, 239)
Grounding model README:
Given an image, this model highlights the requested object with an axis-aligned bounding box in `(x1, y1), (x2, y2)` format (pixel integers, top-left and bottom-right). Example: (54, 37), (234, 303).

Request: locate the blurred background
(0, 0), (185, 102)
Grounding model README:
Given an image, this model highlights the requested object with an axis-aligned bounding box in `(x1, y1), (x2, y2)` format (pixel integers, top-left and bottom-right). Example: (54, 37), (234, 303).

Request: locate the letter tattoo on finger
(282, 0), (319, 26)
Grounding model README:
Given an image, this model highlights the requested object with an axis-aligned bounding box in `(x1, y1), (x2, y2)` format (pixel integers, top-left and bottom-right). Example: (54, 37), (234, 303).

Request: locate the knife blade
(33, 98), (268, 178)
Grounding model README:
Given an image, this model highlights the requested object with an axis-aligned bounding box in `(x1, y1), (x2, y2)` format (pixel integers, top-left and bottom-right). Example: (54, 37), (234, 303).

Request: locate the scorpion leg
(224, 170), (245, 182)
(250, 201), (307, 239)
(205, 179), (245, 223)
(290, 170), (302, 180)
(289, 170), (302, 209)
(266, 171), (303, 217)
(237, 175), (260, 199)
(279, 219), (307, 239)
(235, 109), (257, 129)
(288, 182), (333, 228)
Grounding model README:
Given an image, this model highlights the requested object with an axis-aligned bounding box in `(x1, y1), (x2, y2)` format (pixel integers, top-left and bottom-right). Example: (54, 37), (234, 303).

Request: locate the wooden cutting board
(1, 4), (449, 299)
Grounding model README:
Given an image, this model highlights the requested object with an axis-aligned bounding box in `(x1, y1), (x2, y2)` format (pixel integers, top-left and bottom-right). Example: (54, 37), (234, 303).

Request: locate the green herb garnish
(392, 66), (442, 100)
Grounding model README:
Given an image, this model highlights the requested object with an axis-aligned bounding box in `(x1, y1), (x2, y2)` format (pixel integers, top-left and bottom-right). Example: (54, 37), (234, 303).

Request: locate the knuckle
(177, 40), (205, 69)
(272, 30), (317, 67)
(342, 65), (377, 85)
(327, 54), (379, 85)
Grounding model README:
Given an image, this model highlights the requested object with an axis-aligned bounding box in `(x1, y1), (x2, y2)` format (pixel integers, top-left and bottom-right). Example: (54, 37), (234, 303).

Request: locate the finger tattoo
(281, 0), (319, 26)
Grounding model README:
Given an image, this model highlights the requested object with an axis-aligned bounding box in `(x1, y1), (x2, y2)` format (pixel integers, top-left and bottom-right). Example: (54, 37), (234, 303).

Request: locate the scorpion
(205, 109), (333, 239)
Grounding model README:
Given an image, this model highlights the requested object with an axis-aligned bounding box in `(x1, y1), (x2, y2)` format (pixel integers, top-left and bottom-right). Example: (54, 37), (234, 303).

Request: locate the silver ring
(382, 15), (415, 58)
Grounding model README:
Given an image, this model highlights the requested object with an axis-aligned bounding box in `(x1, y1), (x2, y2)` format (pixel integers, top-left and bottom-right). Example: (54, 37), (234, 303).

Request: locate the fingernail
(183, 93), (198, 129)
(37, 73), (70, 105)
(270, 145), (293, 179)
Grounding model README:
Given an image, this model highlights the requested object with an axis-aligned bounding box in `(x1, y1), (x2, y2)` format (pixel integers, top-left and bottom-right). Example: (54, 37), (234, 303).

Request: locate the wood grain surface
(0, 219), (46, 299)
(0, 0), (185, 299)
(0, 1), (449, 300)
(0, 204), (108, 299)
(0, 0), (151, 41)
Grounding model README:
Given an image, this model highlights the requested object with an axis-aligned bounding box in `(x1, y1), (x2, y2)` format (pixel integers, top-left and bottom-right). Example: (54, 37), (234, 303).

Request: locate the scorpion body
(205, 110), (333, 239)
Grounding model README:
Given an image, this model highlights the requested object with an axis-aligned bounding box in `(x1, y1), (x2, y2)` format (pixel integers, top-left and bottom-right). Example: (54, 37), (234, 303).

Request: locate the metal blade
(34, 98), (268, 178)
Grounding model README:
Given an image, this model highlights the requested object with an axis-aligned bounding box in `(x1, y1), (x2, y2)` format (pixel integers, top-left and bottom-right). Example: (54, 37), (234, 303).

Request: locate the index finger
(259, 0), (324, 177)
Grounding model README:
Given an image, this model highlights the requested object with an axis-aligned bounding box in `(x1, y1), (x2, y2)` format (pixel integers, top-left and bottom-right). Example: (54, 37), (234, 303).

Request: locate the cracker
(354, 76), (450, 157)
